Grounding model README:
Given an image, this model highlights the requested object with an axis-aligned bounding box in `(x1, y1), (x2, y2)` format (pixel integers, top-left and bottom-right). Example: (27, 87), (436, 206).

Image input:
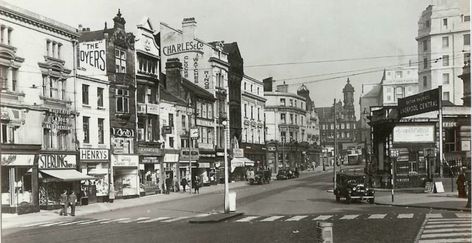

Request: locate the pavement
(2, 165), (332, 229)
(374, 178), (470, 212)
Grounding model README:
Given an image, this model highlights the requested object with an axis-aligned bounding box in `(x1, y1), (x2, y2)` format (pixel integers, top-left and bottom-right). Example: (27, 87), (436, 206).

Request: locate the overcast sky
(6, 0), (433, 116)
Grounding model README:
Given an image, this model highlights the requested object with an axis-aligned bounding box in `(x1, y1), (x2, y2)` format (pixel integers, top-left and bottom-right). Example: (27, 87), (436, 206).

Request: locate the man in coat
(69, 191), (77, 216)
(60, 190), (68, 216)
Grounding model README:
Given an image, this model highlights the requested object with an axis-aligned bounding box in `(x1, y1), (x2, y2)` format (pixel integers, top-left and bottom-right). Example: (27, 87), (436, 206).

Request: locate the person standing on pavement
(69, 191), (77, 216)
(60, 190), (68, 216)
(194, 176), (200, 194)
(181, 178), (188, 192)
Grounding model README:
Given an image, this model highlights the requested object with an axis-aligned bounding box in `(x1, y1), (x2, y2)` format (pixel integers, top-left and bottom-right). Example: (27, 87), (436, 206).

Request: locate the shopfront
(111, 155), (140, 198)
(163, 152), (179, 191)
(38, 152), (93, 209)
(138, 145), (162, 195)
(79, 148), (110, 203)
(1, 144), (41, 214)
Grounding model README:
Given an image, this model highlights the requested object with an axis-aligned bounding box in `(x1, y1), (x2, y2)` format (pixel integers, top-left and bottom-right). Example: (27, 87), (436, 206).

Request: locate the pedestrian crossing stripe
(40, 221), (69, 227)
(425, 213), (442, 218)
(236, 216), (259, 222)
(285, 215), (308, 221)
(137, 217), (171, 223)
(261, 216), (284, 222)
(428, 218), (471, 222)
(427, 220), (471, 225)
(80, 219), (110, 225)
(422, 228), (472, 234)
(421, 232), (472, 239)
(313, 215), (332, 221)
(455, 213), (470, 218)
(418, 239), (472, 243)
(368, 214), (386, 219)
(340, 215), (359, 220)
(136, 217), (151, 221)
(397, 213), (414, 219)
(58, 220), (90, 226)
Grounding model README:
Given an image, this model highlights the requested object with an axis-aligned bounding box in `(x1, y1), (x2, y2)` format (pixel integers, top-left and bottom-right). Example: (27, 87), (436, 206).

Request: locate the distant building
(417, 0), (470, 105)
(316, 79), (358, 155)
(380, 66), (419, 106)
(297, 84), (321, 167)
(241, 75), (266, 168)
(264, 78), (308, 173)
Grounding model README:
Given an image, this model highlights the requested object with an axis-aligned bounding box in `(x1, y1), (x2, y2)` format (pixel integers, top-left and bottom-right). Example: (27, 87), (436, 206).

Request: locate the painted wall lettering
(39, 154), (76, 169)
(78, 40), (107, 75)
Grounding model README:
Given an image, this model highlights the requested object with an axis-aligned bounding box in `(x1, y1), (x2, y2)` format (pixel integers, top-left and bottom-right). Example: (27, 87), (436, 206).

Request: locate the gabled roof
(181, 78), (215, 101)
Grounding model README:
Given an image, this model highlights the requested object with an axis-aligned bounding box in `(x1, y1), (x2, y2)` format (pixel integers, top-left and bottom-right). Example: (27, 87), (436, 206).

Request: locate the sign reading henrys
(79, 40), (106, 75)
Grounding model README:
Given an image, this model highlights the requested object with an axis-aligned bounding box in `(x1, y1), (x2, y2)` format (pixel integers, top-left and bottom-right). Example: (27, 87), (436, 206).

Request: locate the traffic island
(189, 212), (244, 224)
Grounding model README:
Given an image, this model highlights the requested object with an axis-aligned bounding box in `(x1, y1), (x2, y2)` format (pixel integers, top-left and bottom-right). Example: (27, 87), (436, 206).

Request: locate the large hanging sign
(398, 88), (440, 118)
(78, 40), (107, 76)
(393, 125), (435, 144)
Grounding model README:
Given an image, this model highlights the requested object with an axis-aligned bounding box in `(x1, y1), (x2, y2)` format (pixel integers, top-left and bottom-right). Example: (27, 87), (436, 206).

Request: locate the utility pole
(223, 120), (230, 213)
(438, 85), (444, 178)
(333, 98), (337, 191)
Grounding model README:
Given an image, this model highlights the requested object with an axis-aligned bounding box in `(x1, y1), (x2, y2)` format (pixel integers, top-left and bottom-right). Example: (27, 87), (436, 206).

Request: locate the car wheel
(368, 198), (375, 204)
(336, 196), (340, 202)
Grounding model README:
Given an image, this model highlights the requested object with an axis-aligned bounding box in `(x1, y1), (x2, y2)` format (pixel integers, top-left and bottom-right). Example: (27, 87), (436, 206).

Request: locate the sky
(5, 0), (432, 116)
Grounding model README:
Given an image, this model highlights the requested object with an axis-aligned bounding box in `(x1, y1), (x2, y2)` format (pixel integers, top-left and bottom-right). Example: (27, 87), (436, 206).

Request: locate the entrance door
(87, 185), (97, 204)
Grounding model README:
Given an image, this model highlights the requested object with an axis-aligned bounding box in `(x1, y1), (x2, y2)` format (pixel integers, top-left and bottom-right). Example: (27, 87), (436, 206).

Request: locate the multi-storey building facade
(417, 0), (470, 105)
(224, 42), (243, 149)
(380, 66), (419, 106)
(159, 18), (229, 176)
(76, 35), (111, 203)
(134, 17), (161, 195)
(316, 79), (358, 155)
(264, 78), (308, 173)
(80, 10), (139, 199)
(297, 85), (321, 167)
(241, 75), (266, 168)
(0, 1), (96, 212)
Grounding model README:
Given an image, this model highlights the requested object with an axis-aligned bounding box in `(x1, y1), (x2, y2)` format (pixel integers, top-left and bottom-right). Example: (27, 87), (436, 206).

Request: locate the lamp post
(222, 120), (230, 213)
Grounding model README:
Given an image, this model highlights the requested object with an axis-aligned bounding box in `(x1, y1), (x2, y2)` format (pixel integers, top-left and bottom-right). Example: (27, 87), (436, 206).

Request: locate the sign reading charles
(398, 88), (440, 118)
(78, 40), (107, 76)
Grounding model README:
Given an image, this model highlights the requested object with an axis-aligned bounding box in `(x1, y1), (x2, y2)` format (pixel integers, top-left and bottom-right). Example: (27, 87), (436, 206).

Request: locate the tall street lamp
(222, 120), (230, 213)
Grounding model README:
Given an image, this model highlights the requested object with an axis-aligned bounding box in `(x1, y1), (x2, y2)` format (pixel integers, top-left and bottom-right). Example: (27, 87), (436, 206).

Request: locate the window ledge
(82, 104), (91, 109)
(97, 106), (106, 110)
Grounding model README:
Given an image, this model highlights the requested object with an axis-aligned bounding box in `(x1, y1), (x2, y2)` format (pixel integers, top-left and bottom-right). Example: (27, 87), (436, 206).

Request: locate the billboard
(393, 125), (435, 143)
(397, 88), (439, 118)
(78, 40), (107, 76)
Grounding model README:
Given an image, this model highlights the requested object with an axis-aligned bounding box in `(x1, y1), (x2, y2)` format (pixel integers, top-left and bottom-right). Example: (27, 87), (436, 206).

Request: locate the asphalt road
(3, 166), (469, 243)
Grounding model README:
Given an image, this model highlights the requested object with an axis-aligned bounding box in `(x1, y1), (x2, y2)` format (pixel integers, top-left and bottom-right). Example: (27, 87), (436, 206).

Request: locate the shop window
(115, 48), (127, 73)
(82, 84), (89, 105)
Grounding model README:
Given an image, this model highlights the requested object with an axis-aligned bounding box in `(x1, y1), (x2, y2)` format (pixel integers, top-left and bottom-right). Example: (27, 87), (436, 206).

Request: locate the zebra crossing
(233, 212), (469, 223)
(416, 215), (471, 243)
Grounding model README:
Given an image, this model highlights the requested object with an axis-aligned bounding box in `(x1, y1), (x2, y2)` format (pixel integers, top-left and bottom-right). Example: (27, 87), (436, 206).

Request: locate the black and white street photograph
(0, 0), (471, 242)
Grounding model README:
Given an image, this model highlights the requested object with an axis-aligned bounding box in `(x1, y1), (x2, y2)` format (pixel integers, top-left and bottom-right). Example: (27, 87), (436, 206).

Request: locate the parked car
(334, 172), (374, 204)
(276, 170), (288, 180)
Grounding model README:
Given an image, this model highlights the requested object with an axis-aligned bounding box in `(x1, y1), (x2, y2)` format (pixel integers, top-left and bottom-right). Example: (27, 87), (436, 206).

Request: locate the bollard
(316, 221), (333, 243)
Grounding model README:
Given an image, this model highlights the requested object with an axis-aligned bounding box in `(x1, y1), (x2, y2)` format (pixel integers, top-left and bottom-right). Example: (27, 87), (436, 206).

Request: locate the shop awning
(40, 169), (95, 182)
(230, 157), (254, 172)
(88, 168), (108, 175)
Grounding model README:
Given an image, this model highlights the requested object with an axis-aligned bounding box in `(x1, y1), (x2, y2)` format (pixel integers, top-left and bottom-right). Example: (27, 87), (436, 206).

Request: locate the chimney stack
(165, 58), (183, 98)
(182, 17), (197, 41)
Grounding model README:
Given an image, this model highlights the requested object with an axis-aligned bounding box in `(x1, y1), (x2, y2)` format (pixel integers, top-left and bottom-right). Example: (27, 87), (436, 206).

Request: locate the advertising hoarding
(78, 40), (107, 76)
(393, 125), (435, 143)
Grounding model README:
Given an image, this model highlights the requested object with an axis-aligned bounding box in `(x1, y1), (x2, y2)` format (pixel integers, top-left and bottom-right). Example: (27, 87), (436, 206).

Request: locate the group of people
(59, 190), (78, 216)
(180, 177), (201, 194)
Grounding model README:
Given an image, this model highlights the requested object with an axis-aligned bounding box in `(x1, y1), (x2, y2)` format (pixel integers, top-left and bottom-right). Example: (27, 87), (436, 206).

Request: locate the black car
(276, 170), (288, 180)
(334, 172), (374, 204)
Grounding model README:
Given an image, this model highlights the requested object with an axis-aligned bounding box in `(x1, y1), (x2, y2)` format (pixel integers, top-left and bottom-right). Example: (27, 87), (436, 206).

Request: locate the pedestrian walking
(181, 178), (188, 192)
(165, 176), (172, 194)
(457, 170), (467, 198)
(59, 190), (68, 216)
(194, 176), (200, 194)
(69, 191), (77, 216)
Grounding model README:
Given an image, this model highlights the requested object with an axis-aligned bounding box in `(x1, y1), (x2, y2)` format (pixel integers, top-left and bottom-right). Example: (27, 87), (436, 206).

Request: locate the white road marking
(100, 218), (129, 224)
(455, 213), (471, 218)
(428, 218), (471, 222)
(40, 221), (69, 227)
(421, 232), (471, 239)
(162, 216), (191, 223)
(79, 219), (111, 225)
(235, 216), (259, 222)
(22, 222), (53, 228)
(58, 220), (90, 226)
(339, 215), (359, 220)
(136, 217), (151, 221)
(422, 228), (471, 234)
(425, 213), (443, 218)
(285, 215), (308, 221)
(418, 238), (472, 243)
(137, 217), (171, 223)
(313, 215), (333, 221)
(397, 214), (414, 219)
(261, 216), (284, 222)
(368, 214), (387, 219)
(425, 224), (471, 229)
(427, 220), (471, 225)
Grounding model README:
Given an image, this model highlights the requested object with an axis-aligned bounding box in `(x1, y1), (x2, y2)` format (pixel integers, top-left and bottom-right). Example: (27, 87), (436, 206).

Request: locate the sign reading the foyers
(78, 40), (107, 75)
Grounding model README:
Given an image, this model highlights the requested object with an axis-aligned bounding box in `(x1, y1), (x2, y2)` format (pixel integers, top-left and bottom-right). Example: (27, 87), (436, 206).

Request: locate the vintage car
(249, 170), (271, 185)
(334, 172), (374, 204)
(276, 170), (289, 180)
